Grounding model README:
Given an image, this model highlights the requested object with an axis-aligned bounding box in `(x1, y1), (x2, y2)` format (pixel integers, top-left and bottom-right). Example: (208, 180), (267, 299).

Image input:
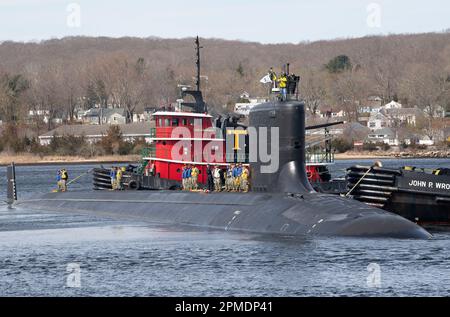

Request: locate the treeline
(1, 33), (450, 131)
(0, 125), (147, 157)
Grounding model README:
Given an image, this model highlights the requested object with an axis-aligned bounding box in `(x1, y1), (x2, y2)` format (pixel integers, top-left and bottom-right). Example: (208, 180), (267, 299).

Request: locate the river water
(0, 158), (450, 297)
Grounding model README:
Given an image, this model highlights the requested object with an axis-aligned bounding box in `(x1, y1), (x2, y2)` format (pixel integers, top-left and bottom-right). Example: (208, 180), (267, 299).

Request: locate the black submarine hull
(17, 188), (430, 239)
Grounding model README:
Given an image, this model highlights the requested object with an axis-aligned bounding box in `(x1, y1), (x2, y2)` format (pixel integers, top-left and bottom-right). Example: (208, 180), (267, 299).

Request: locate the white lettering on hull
(408, 180), (450, 190)
(436, 183), (450, 190)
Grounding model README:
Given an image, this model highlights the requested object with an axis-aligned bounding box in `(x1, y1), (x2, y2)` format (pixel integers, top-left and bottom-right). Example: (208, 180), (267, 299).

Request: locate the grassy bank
(0, 154), (140, 166)
(335, 152), (395, 160)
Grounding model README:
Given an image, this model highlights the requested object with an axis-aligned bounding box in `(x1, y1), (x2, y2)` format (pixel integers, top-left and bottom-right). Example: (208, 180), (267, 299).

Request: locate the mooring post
(7, 162), (17, 204)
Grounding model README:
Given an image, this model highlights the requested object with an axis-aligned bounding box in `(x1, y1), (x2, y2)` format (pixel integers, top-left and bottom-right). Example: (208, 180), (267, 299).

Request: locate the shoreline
(335, 150), (450, 160)
(0, 154), (140, 166)
(1, 152), (449, 166)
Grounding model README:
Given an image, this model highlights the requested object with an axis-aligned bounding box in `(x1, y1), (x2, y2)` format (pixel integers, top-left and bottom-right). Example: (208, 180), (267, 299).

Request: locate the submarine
(9, 38), (431, 239)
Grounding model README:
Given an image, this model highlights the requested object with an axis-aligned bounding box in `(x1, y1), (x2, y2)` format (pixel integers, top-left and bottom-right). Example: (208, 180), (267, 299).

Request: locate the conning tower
(249, 99), (313, 194)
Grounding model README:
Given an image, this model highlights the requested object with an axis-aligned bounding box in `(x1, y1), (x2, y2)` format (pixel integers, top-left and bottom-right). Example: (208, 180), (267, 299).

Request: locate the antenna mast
(195, 36), (203, 91)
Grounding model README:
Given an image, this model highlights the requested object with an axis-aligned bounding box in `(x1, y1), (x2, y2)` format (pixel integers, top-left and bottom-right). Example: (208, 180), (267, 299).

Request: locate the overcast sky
(0, 0), (449, 43)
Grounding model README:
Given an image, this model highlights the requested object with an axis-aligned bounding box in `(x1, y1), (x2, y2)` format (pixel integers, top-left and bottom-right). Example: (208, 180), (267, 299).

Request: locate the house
(133, 107), (158, 122)
(27, 109), (63, 125)
(234, 97), (268, 116)
(29, 109), (50, 117)
(384, 108), (423, 127)
(420, 105), (447, 118)
(359, 96), (383, 113)
(418, 135), (434, 146)
(366, 96), (383, 108)
(240, 91), (250, 100)
(367, 127), (399, 146)
(367, 112), (389, 130)
(38, 122), (155, 146)
(429, 105), (447, 118)
(82, 108), (127, 125)
(360, 99), (401, 114)
(320, 109), (346, 119)
(382, 100), (402, 110)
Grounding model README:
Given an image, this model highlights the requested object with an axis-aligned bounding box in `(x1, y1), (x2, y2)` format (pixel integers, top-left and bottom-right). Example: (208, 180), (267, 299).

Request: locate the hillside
(1, 32), (450, 125)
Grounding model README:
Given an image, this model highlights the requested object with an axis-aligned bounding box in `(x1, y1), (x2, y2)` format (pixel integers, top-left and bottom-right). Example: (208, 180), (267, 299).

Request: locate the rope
(67, 169), (94, 186)
(344, 167), (372, 197)
(343, 161), (383, 197)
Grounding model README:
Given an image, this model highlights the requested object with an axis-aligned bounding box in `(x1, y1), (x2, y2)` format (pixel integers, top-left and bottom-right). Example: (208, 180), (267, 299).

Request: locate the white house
(382, 100), (402, 110)
(320, 109), (346, 119)
(234, 97), (268, 116)
(29, 109), (50, 117)
(82, 108), (127, 125)
(367, 112), (389, 130)
(367, 128), (399, 146)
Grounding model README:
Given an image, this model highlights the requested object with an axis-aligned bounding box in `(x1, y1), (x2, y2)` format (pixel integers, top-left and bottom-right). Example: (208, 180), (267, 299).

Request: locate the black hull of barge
(347, 166), (450, 226)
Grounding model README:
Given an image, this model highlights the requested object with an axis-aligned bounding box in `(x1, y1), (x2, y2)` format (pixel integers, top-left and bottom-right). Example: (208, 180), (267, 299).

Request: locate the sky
(0, 0), (449, 44)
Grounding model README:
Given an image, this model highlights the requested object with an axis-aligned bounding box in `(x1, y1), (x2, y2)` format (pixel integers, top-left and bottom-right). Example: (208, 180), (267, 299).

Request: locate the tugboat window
(158, 118), (163, 127)
(182, 118), (187, 126)
(172, 118), (179, 126)
(165, 118), (170, 126)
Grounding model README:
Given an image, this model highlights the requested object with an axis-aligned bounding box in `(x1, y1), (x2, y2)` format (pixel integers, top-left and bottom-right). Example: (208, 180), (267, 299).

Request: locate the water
(1, 158), (450, 297)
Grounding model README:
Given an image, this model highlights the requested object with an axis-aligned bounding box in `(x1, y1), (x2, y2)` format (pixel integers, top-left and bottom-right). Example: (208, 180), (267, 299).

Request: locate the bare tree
(401, 63), (450, 137)
(302, 69), (327, 116)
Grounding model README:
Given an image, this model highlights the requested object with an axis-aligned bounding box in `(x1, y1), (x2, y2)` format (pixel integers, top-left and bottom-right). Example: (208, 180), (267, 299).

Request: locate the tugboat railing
(140, 147), (334, 165)
(305, 150), (335, 164)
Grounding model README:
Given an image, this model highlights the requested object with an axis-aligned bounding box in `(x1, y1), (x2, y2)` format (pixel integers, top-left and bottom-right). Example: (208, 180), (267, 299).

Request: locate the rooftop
(369, 127), (395, 137)
(384, 108), (423, 116)
(84, 108), (126, 118)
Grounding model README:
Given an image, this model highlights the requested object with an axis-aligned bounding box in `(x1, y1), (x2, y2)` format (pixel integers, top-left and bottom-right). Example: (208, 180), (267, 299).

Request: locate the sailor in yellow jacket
(191, 165), (199, 190)
(116, 167), (123, 190)
(60, 169), (69, 192)
(278, 73), (288, 101)
(240, 165), (250, 193)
